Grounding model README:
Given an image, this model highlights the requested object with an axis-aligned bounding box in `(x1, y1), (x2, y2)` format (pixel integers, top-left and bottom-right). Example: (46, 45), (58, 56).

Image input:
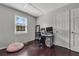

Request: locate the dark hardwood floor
(0, 40), (79, 56)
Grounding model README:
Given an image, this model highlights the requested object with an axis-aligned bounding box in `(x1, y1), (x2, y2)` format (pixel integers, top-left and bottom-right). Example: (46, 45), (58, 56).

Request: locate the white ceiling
(31, 3), (68, 14)
(2, 3), (68, 17)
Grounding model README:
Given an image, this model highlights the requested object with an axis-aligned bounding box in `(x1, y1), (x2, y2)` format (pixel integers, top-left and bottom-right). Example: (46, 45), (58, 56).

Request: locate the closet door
(55, 10), (70, 49)
(54, 10), (70, 55)
(71, 8), (79, 52)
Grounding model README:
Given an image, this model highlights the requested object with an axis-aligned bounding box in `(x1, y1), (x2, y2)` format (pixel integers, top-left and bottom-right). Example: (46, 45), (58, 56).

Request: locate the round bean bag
(6, 42), (24, 52)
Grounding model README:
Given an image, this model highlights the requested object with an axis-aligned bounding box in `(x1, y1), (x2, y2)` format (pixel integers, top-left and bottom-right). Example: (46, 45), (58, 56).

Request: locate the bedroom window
(15, 15), (27, 34)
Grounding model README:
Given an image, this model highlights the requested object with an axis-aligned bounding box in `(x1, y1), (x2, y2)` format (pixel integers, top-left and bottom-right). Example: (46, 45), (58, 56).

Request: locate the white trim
(54, 43), (70, 50)
(0, 47), (6, 50)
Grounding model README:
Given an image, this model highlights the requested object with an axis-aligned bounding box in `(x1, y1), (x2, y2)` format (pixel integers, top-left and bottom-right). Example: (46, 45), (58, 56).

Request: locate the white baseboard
(0, 47), (6, 50)
(0, 40), (34, 50)
(54, 43), (70, 50)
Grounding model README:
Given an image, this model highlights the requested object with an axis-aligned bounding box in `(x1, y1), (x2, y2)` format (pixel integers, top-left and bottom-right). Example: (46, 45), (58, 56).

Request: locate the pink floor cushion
(6, 42), (24, 52)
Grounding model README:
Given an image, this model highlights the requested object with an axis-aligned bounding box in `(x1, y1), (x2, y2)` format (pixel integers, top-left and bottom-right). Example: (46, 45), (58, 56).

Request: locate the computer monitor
(46, 27), (53, 32)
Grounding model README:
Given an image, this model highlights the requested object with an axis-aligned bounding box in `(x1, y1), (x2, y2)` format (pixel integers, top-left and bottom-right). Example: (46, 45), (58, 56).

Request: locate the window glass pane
(15, 15), (27, 33)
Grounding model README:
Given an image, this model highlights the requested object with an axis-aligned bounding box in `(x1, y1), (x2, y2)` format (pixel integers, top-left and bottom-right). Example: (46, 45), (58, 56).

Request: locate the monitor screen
(46, 27), (53, 32)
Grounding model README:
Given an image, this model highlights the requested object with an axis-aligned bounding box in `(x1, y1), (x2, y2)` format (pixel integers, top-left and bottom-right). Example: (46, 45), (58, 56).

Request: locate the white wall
(37, 10), (70, 49)
(37, 3), (79, 49)
(0, 4), (36, 49)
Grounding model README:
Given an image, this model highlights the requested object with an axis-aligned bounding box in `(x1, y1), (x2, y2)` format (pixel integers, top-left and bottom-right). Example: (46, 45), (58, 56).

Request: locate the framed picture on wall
(15, 15), (27, 34)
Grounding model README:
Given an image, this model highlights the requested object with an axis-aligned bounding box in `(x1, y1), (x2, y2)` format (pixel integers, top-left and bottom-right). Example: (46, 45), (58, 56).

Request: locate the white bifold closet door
(54, 10), (70, 49)
(71, 8), (79, 52)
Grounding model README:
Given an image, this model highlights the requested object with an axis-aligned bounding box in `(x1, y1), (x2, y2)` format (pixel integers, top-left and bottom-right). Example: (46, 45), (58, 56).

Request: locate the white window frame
(15, 15), (27, 34)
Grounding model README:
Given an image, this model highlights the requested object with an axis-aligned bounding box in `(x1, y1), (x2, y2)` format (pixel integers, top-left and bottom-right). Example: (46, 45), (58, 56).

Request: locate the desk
(41, 34), (54, 47)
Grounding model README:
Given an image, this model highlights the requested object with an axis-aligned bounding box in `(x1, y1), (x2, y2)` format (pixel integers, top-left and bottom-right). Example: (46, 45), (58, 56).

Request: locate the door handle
(72, 32), (79, 35)
(72, 32), (74, 33)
